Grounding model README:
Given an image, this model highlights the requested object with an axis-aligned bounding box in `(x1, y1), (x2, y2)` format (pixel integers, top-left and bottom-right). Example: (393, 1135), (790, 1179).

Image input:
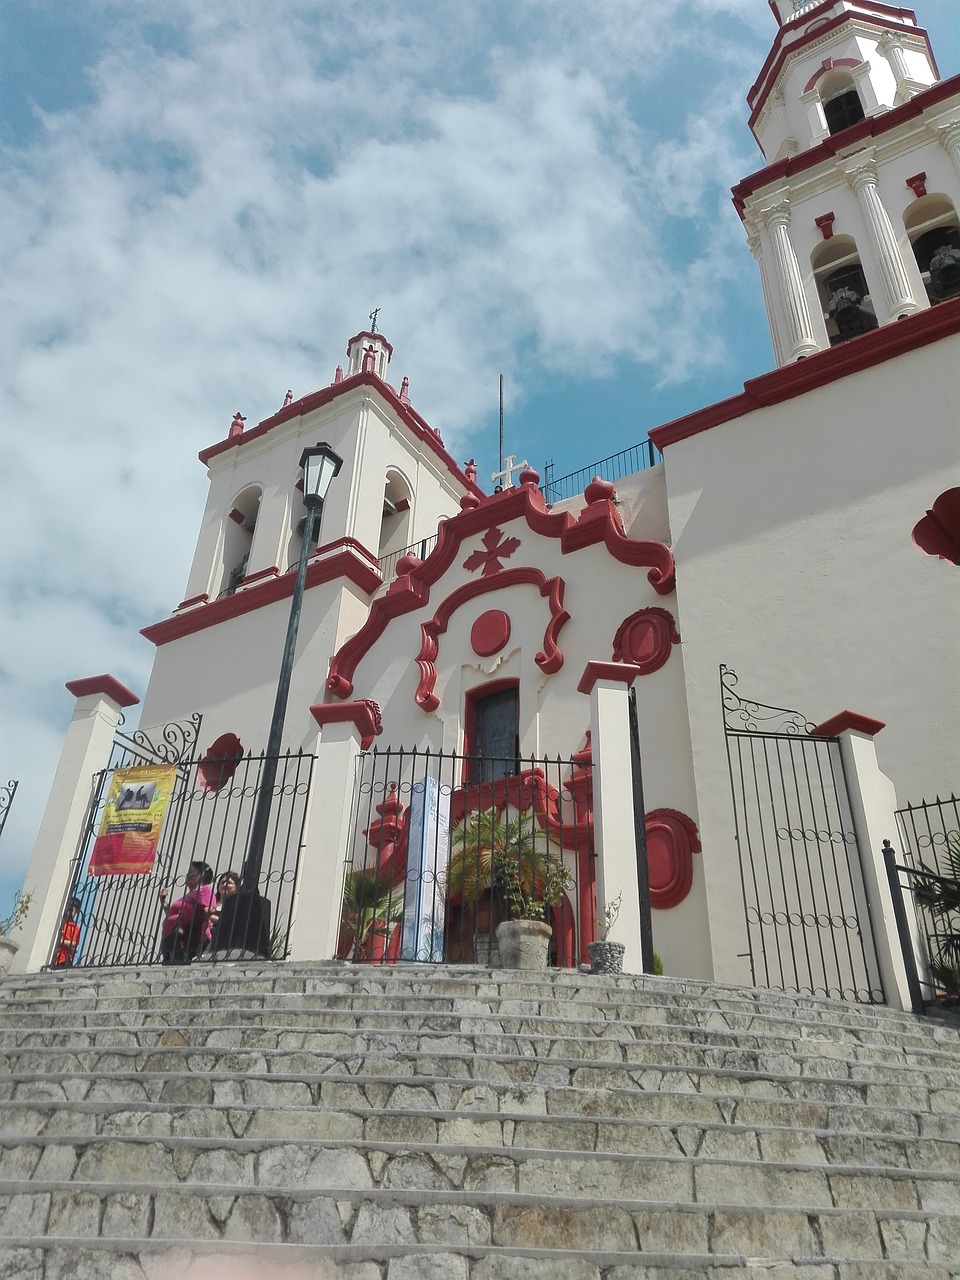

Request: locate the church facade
(17, 2), (960, 1008)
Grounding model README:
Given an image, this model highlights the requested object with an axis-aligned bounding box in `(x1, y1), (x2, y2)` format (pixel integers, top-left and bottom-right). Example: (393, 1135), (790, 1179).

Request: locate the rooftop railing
(543, 438), (661, 506)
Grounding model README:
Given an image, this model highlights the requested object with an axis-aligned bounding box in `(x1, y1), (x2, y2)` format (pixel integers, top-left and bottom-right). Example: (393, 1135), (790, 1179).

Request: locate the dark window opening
(824, 89), (865, 135)
(468, 686), (520, 785)
(823, 263), (878, 345)
(912, 225), (960, 302)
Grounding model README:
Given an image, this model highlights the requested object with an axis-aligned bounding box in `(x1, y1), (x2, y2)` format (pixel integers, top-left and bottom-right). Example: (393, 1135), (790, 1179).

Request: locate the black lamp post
(215, 441), (343, 958)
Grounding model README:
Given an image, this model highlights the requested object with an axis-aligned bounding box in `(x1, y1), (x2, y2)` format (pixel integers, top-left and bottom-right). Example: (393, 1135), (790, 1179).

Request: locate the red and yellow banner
(88, 765), (177, 876)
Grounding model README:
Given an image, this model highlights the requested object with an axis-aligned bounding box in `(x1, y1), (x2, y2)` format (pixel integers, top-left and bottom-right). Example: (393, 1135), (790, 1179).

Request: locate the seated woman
(157, 861), (215, 964)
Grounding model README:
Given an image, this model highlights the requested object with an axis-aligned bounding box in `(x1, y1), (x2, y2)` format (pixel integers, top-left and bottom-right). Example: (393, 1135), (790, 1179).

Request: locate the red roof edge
(650, 297), (960, 450)
(65, 675), (140, 708)
(813, 709), (886, 737)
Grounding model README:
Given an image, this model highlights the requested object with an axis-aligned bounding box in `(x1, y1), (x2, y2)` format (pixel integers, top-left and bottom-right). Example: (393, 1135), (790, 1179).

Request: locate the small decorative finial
(368, 307), (380, 334)
(464, 459), (478, 484)
(491, 454), (528, 491)
(229, 412), (246, 439)
(399, 376), (410, 405)
(282, 389), (293, 408)
(363, 344), (376, 374)
(334, 365), (343, 383)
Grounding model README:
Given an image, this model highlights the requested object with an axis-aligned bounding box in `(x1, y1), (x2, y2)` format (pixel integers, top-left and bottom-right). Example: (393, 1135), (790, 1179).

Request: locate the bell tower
(734, 1), (960, 364)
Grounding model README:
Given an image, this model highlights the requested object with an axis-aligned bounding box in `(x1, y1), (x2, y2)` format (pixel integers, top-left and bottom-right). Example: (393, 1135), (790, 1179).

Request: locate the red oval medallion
(471, 609), (511, 657)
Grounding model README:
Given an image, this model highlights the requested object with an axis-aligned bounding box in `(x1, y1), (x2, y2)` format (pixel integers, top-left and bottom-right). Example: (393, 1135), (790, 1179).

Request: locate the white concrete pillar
(287, 709), (368, 961)
(824, 714), (919, 1012)
(581, 664), (646, 974)
(760, 200), (821, 361)
(839, 151), (921, 320)
(747, 222), (787, 368)
(12, 676), (139, 974)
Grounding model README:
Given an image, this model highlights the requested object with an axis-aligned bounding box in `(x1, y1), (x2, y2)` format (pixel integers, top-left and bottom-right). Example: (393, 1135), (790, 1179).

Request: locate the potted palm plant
(447, 808), (571, 969)
(912, 834), (960, 1003)
(338, 868), (403, 962)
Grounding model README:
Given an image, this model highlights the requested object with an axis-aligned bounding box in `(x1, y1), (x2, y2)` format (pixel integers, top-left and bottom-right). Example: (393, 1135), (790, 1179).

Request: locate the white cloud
(0, 0), (772, 902)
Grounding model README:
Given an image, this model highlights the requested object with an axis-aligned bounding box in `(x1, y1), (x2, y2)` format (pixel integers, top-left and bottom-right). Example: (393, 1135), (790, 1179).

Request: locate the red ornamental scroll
(88, 765), (177, 876)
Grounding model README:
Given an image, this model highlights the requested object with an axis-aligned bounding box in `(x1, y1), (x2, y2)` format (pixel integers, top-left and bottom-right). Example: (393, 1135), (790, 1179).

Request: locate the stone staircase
(0, 964), (957, 1279)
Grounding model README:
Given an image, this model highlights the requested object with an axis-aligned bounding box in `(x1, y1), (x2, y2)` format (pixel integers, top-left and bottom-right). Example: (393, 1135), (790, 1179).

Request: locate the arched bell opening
(377, 470), (413, 564)
(218, 486), (261, 598)
(812, 236), (878, 346)
(819, 72), (866, 137)
(904, 195), (960, 304)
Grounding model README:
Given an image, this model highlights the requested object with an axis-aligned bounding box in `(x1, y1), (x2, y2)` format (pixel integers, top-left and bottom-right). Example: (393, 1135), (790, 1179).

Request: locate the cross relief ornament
(463, 526), (521, 577)
(491, 454), (528, 489)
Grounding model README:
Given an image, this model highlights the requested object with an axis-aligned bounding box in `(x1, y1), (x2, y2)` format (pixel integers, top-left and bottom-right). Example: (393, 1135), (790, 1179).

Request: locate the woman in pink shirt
(158, 861), (215, 964)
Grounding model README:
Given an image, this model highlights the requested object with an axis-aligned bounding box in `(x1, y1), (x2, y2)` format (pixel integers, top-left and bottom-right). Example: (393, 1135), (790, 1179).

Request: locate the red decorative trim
(645, 809), (701, 909)
(463, 527), (521, 576)
(912, 487), (960, 564)
(471, 610), (512, 657)
(346, 331), (394, 359)
(197, 734), (244, 793)
(905, 171), (928, 199)
(813, 710), (886, 737)
(577, 661), (646, 696)
(197, 370), (481, 499)
(239, 565), (279, 587)
(327, 482), (675, 699)
(415, 570), (569, 712)
(736, 74), (957, 214)
(228, 508), (246, 525)
(815, 212), (836, 240)
(65, 675), (140, 708)
(310, 699), (383, 750)
(143, 542), (382, 646)
(612, 607), (680, 674)
(394, 498), (410, 512)
(803, 57), (861, 94)
(650, 297), (960, 451)
(175, 593), (209, 611)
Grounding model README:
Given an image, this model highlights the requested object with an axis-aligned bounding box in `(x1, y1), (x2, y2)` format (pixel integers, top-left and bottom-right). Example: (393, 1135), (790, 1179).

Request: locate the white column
(834, 725), (920, 1013)
(931, 117), (960, 185)
(840, 152), (920, 320)
(287, 718), (363, 962)
(760, 200), (821, 361)
(587, 675), (645, 974)
(13, 678), (138, 974)
(747, 222), (786, 368)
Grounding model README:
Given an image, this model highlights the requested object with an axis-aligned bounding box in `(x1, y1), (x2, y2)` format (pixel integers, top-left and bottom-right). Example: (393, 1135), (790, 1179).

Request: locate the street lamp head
(299, 442), (343, 509)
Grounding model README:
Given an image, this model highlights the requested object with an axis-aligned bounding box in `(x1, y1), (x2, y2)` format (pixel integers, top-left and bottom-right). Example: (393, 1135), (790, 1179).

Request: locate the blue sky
(1, 0), (959, 914)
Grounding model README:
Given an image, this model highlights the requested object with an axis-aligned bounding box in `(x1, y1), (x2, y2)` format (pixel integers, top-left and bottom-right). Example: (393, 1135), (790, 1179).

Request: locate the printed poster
(88, 765), (177, 876)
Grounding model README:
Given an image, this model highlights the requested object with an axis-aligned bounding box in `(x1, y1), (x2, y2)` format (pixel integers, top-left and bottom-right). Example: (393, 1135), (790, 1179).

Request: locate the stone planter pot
(0, 936), (19, 978)
(495, 919), (552, 970)
(587, 939), (625, 975)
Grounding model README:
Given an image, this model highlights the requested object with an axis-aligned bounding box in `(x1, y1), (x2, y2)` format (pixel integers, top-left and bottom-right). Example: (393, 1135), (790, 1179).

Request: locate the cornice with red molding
(142, 540), (382, 646)
(649, 297), (960, 450)
(310, 699), (383, 750)
(197, 369), (482, 498)
(813, 709), (886, 736)
(737, 72), (959, 214)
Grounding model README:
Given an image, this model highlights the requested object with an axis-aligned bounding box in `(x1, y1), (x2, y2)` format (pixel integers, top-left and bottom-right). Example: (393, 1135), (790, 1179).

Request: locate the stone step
(5, 1074), (956, 1141)
(0, 1133), (957, 1211)
(2, 1066), (957, 1141)
(1, 1101), (956, 1172)
(1, 1246), (959, 1280)
(0, 1183), (958, 1268)
(1, 1016), (955, 1072)
(1, 966), (950, 1038)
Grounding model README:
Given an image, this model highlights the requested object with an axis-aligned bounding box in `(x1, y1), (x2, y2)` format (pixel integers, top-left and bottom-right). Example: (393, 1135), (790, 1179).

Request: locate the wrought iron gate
(55, 714), (314, 968)
(339, 745), (594, 967)
(721, 666), (884, 1004)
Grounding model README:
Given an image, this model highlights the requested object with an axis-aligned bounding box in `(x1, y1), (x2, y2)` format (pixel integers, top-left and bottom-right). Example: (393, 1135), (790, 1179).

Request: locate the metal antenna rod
(499, 374), (504, 478)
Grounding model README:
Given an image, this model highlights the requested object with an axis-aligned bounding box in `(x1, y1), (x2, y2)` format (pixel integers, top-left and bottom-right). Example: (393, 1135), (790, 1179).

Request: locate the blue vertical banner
(402, 776), (450, 961)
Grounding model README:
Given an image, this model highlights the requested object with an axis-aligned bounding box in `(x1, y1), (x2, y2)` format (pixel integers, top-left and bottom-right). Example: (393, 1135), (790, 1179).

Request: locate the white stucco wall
(659, 329), (960, 981)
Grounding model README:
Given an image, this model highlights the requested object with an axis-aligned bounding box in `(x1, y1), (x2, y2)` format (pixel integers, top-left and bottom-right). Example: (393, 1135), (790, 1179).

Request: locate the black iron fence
(378, 535), (440, 588)
(338, 746), (594, 967)
(884, 794), (960, 1007)
(54, 718), (313, 969)
(543, 439), (661, 506)
(721, 666), (885, 1004)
